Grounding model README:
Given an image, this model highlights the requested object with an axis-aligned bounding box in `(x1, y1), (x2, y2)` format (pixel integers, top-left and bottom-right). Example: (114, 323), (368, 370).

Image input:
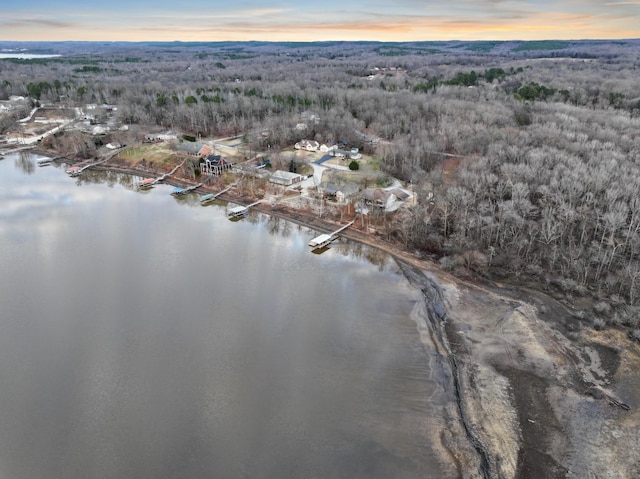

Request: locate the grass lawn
(119, 143), (182, 165)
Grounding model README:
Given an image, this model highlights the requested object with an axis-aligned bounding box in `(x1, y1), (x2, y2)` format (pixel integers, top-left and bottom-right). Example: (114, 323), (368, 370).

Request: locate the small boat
(200, 193), (215, 204)
(171, 186), (186, 197)
(137, 178), (156, 189)
(37, 157), (53, 166)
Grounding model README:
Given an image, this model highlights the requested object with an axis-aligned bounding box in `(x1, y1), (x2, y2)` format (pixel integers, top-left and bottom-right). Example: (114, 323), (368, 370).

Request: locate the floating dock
(227, 200), (262, 218)
(66, 158), (109, 177)
(171, 183), (203, 197)
(137, 177), (156, 189)
(309, 220), (355, 250)
(200, 184), (235, 204)
(308, 233), (334, 249)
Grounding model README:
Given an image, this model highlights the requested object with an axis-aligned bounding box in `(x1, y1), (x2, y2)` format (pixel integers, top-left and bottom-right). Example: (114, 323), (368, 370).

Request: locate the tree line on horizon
(1, 40), (640, 338)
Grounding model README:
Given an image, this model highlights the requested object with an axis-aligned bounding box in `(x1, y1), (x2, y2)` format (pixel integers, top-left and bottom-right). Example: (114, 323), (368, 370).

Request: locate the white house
(319, 144), (337, 152)
(294, 139), (320, 151)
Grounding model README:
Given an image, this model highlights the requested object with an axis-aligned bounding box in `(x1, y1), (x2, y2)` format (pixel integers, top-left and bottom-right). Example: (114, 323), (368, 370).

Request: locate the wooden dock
(149, 159), (187, 186)
(171, 183), (203, 197)
(0, 145), (33, 156)
(66, 158), (109, 177)
(137, 177), (156, 189)
(200, 184), (235, 204)
(309, 220), (355, 250)
(228, 200), (262, 218)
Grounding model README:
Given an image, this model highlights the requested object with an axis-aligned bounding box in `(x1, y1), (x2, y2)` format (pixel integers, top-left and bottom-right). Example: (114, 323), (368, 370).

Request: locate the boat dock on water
(308, 220), (355, 250)
(200, 193), (215, 204)
(137, 177), (156, 189)
(308, 233), (334, 249)
(228, 205), (249, 218)
(200, 184), (236, 204)
(137, 161), (187, 189)
(66, 158), (110, 177)
(171, 183), (203, 197)
(227, 200), (262, 219)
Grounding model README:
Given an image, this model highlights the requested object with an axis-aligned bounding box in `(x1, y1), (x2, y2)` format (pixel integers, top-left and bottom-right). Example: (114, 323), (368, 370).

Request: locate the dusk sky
(1, 0), (639, 42)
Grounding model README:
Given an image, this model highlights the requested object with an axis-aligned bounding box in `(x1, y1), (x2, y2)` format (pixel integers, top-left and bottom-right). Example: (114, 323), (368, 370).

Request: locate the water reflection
(264, 216), (293, 238)
(171, 193), (202, 206)
(266, 215), (282, 236)
(15, 151), (35, 174)
(73, 168), (139, 190)
(310, 244), (331, 255)
(0, 153), (448, 479)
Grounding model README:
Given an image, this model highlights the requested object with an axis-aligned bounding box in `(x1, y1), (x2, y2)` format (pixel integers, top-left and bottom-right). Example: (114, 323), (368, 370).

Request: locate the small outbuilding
(270, 170), (304, 186)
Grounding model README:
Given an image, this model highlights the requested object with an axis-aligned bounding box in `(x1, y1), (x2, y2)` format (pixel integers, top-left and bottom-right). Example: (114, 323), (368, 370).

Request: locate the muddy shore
(50, 153), (640, 478)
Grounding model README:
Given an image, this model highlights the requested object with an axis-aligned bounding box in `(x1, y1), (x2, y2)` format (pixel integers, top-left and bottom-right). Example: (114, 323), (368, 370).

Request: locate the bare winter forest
(2, 39), (640, 338)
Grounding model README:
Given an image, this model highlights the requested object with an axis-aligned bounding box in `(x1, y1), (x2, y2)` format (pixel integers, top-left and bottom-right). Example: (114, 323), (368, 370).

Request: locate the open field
(119, 143), (183, 165)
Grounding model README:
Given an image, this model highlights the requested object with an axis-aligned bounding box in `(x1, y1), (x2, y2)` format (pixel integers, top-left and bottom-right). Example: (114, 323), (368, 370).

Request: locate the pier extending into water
(308, 220), (356, 250)
(149, 159), (187, 186)
(138, 159), (189, 189)
(66, 158), (110, 177)
(171, 183), (203, 196)
(0, 145), (34, 156)
(228, 200), (262, 218)
(200, 183), (236, 204)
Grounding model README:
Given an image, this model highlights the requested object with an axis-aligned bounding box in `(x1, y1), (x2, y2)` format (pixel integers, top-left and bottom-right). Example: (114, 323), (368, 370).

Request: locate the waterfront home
(200, 155), (232, 175)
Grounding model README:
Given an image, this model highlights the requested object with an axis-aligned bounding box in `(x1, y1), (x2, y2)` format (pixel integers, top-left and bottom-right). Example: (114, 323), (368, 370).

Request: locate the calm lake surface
(0, 153), (447, 478)
(0, 54), (61, 59)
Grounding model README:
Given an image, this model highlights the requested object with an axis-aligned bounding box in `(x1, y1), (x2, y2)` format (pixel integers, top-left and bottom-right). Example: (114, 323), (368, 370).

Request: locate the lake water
(0, 53), (61, 59)
(0, 152), (448, 478)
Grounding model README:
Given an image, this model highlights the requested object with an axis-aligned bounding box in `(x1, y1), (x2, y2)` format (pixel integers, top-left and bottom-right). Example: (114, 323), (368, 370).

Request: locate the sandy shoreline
(36, 151), (640, 478)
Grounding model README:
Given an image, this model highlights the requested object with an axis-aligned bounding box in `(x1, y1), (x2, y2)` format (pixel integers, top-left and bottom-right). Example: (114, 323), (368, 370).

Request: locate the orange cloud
(1, 8), (637, 42)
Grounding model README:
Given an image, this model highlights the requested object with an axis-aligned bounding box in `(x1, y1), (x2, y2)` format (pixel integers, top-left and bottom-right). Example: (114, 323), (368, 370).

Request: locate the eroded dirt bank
(400, 262), (640, 479)
(50, 154), (640, 478)
(270, 196), (640, 478)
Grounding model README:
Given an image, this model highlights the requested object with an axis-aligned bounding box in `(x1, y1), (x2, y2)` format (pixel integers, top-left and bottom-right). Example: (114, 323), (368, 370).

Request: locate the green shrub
(348, 160), (360, 170)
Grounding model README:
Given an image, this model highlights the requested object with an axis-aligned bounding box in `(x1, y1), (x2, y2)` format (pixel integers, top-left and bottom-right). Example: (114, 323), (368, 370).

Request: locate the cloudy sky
(1, 0), (639, 42)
